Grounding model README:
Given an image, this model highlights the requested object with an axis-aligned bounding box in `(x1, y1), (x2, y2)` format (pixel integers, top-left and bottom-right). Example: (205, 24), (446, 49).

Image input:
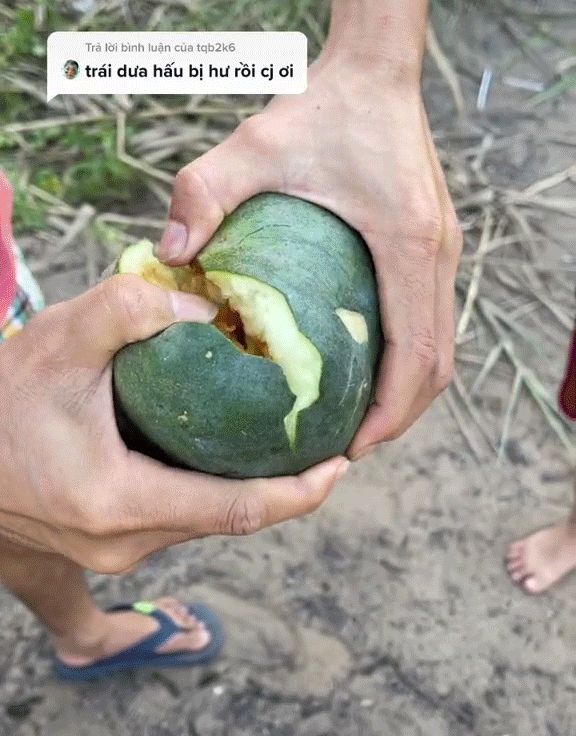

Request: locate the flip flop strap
(101, 603), (183, 660)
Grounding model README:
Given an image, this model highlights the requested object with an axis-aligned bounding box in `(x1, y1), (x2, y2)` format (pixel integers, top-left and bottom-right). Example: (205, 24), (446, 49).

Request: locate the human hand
(156, 57), (462, 458)
(0, 276), (348, 572)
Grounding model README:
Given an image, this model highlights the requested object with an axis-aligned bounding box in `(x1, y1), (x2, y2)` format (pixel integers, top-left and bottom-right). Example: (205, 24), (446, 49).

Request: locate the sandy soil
(1, 4), (576, 735)
(1, 402), (575, 736)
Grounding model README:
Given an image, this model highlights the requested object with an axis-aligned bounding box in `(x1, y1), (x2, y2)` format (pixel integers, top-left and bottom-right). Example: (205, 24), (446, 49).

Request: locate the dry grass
(441, 132), (576, 461)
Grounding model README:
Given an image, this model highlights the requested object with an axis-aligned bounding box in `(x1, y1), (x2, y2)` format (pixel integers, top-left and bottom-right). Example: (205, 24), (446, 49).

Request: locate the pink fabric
(0, 172), (16, 324)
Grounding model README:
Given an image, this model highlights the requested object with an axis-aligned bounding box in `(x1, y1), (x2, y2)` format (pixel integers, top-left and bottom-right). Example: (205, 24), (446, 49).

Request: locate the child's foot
(53, 597), (211, 666)
(506, 522), (576, 594)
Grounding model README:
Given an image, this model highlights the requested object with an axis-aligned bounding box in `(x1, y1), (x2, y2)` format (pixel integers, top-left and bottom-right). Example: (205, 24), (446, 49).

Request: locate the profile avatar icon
(64, 60), (79, 80)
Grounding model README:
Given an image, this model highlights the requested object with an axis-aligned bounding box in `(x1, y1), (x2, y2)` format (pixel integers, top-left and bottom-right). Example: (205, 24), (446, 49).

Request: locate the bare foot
(54, 597), (211, 666)
(506, 522), (576, 595)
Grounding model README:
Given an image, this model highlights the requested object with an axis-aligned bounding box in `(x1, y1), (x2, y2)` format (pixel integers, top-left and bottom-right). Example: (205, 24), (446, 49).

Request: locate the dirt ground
(2, 4), (576, 736)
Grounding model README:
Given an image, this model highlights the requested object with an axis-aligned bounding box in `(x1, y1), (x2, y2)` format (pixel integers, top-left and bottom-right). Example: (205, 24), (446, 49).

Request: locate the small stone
(5, 696), (42, 719)
(504, 439), (528, 466)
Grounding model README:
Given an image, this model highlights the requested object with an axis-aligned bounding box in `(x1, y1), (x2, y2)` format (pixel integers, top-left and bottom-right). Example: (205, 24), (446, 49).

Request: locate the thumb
(156, 118), (282, 266)
(46, 273), (217, 367)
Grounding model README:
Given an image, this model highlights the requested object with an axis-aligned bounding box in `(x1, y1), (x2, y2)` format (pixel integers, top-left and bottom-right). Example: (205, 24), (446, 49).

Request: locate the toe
(192, 627), (211, 648)
(154, 599), (196, 629)
(510, 568), (527, 582)
(172, 601), (188, 617)
(155, 596), (179, 608)
(151, 598), (211, 635)
(171, 601), (195, 623)
(523, 575), (545, 595)
(155, 625), (211, 655)
(159, 598), (191, 619)
(507, 541), (524, 559)
(506, 547), (522, 562)
(156, 598), (185, 618)
(506, 558), (524, 573)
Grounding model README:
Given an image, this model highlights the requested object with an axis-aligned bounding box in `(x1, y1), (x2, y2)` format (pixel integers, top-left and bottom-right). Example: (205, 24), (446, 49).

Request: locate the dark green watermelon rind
(198, 193), (381, 468)
(114, 193), (381, 478)
(114, 324), (296, 477)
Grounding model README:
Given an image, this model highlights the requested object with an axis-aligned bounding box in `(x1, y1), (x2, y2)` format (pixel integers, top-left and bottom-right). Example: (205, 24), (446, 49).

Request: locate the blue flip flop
(54, 601), (224, 681)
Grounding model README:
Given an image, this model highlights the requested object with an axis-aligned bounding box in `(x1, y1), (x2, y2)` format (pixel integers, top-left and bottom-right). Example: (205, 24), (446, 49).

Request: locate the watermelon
(113, 193), (381, 478)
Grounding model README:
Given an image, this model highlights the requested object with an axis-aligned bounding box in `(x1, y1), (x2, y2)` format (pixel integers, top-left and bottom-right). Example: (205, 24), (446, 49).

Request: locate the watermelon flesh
(118, 240), (322, 446)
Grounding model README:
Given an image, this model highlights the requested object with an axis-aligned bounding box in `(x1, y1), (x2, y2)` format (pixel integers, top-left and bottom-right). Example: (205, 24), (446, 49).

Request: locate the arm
(323, 0), (429, 80)
(158, 0), (462, 455)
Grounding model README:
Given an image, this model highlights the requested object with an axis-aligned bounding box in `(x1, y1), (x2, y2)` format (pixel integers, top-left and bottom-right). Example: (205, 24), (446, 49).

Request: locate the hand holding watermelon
(158, 50), (462, 458)
(0, 277), (348, 571)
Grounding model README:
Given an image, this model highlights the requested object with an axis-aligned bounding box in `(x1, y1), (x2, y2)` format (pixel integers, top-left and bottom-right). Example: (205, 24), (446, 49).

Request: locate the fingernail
(335, 459), (350, 481)
(170, 292), (218, 322)
(156, 220), (188, 260)
(351, 444), (377, 461)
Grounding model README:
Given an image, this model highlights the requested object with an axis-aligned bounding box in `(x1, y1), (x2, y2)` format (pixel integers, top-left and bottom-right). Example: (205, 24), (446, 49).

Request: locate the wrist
(320, 0), (428, 86)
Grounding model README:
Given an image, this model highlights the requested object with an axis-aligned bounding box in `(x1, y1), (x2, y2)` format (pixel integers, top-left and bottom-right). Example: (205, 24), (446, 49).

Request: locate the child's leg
(506, 475), (576, 595)
(0, 534), (210, 666)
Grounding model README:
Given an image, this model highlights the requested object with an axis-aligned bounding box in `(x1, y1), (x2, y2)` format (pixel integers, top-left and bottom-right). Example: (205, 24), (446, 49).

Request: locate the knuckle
(174, 164), (200, 194)
(417, 235), (442, 259)
(234, 113), (278, 155)
(413, 222), (442, 258)
(173, 162), (219, 205)
(400, 200), (444, 258)
(410, 327), (437, 370)
(173, 164), (226, 224)
(220, 491), (264, 536)
(100, 275), (150, 344)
